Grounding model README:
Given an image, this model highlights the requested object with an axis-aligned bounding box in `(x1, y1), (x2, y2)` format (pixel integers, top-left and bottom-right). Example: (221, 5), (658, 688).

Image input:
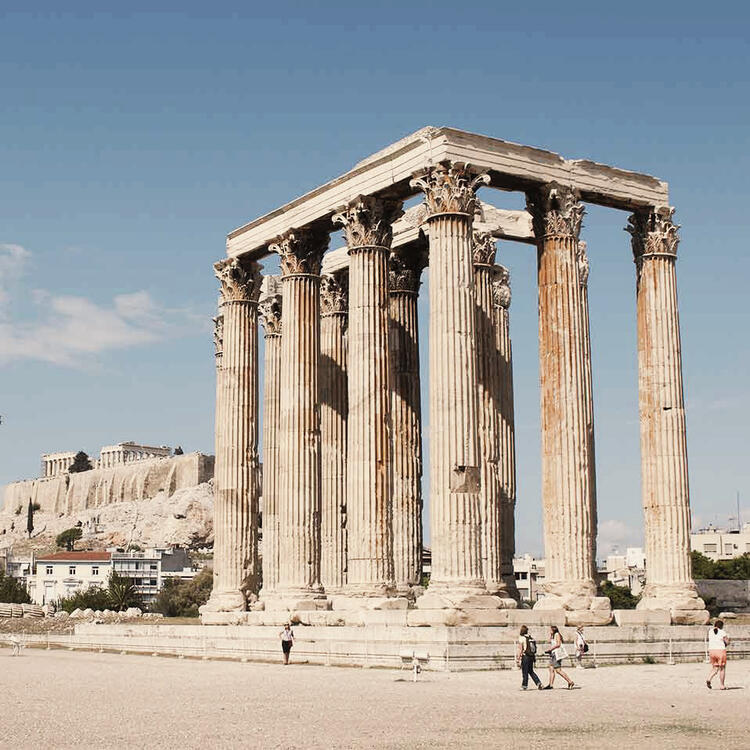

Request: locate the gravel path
(1, 649), (747, 749)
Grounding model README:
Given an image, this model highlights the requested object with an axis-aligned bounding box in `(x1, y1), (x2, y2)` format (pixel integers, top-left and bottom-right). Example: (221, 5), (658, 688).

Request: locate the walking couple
(516, 625), (576, 690)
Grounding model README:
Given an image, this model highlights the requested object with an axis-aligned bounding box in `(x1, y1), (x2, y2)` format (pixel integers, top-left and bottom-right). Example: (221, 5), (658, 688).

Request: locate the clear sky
(1, 1), (748, 558)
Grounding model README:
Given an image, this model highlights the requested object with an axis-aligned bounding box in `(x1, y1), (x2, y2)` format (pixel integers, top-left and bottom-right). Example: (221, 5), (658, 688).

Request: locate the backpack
(582, 642), (589, 653)
(524, 635), (537, 656)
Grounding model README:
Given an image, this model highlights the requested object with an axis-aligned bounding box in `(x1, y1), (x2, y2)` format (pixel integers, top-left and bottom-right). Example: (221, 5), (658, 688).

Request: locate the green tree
(173, 446), (184, 455)
(107, 571), (140, 611)
(56, 527), (83, 551)
(599, 580), (640, 609)
(151, 567), (212, 617)
(691, 550), (716, 579)
(0, 570), (31, 604)
(26, 499), (34, 538)
(56, 586), (111, 613)
(68, 451), (92, 473)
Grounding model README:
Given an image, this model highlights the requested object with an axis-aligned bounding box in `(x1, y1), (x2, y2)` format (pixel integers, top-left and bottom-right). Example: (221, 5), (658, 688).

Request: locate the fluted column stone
(268, 227), (329, 604)
(411, 161), (501, 610)
(259, 277), (282, 595)
(202, 256), (262, 613)
(577, 241), (598, 578)
(389, 245), (427, 592)
(333, 196), (402, 597)
(492, 265), (521, 602)
(627, 207), (707, 624)
(319, 272), (349, 592)
(526, 183), (607, 619)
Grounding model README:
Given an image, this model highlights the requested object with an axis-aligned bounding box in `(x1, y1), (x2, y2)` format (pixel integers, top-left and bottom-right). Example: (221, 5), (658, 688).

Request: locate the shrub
(599, 580), (640, 609)
(57, 586), (111, 613)
(151, 567), (212, 617)
(68, 451), (92, 473)
(31, 502), (41, 511)
(0, 571), (31, 604)
(107, 571), (141, 611)
(56, 527), (83, 551)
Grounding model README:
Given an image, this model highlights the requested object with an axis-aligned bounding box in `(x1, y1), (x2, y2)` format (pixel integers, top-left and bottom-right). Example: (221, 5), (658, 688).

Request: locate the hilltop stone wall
(2, 453), (214, 515)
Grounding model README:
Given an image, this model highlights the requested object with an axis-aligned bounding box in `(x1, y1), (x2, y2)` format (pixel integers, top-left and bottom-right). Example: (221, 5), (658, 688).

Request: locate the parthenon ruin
(202, 127), (708, 626)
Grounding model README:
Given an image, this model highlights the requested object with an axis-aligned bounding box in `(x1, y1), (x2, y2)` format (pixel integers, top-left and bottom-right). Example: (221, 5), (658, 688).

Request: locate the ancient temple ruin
(203, 127), (708, 627)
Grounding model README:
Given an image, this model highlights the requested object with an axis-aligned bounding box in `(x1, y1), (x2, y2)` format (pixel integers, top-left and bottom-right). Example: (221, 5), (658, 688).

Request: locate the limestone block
(719, 612), (737, 619)
(589, 597), (612, 612)
(414, 592), (453, 610)
(249, 601), (265, 612)
(361, 610), (409, 627)
(671, 609), (710, 626)
(407, 609), (461, 627)
(613, 609), (671, 626)
(564, 609), (613, 627)
(264, 597), (330, 612)
(125, 607), (142, 618)
(366, 597), (409, 611)
(455, 609), (509, 627)
(325, 613), (348, 627)
(506, 609), (566, 626)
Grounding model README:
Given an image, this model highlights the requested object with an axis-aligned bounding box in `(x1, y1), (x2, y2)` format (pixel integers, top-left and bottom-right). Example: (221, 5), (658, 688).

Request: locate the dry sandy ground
(0, 649), (747, 749)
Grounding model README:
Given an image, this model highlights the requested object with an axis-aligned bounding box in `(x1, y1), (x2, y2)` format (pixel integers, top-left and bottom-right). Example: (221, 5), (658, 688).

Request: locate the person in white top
(279, 623), (295, 665)
(574, 626), (587, 668)
(706, 618), (730, 690)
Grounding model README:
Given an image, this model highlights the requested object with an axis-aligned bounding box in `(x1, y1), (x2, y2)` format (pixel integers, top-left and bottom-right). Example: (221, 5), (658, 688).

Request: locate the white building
(31, 551), (111, 605)
(513, 555), (545, 602)
(691, 524), (750, 561)
(602, 547), (646, 594)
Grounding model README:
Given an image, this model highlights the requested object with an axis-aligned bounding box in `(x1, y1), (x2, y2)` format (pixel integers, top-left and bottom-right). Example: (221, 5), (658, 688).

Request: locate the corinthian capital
(270, 226), (329, 277)
(472, 231), (497, 267)
(214, 257), (262, 303)
(213, 314), (224, 357)
(259, 291), (282, 337)
(389, 245), (428, 294)
(492, 265), (512, 310)
(320, 272), (349, 316)
(626, 206), (680, 260)
(332, 195), (404, 249)
(576, 241), (590, 286)
(525, 183), (585, 241)
(410, 161), (490, 216)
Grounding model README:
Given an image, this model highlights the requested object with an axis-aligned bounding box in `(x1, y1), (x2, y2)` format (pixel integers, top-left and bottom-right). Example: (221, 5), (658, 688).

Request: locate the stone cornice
(214, 257), (262, 303)
(410, 161), (490, 217)
(577, 240), (590, 286)
(525, 183), (585, 241)
(332, 195), (404, 249)
(472, 231), (497, 267)
(320, 272), (349, 316)
(269, 227), (329, 277)
(626, 206), (679, 261)
(389, 247), (427, 294)
(259, 293), (283, 336)
(492, 265), (511, 310)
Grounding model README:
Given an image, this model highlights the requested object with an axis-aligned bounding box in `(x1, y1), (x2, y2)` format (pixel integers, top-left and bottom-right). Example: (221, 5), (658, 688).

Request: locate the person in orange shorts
(706, 618), (730, 689)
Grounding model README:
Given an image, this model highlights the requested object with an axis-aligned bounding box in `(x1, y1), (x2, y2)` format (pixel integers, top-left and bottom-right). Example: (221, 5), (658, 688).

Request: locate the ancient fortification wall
(2, 453), (214, 515)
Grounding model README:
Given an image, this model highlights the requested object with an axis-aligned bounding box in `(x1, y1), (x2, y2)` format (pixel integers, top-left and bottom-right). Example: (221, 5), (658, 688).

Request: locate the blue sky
(1, 2), (748, 558)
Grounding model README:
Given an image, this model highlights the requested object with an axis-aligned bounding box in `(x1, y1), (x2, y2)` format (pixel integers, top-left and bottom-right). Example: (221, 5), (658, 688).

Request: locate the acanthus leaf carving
(389, 246), (428, 294)
(332, 195), (404, 249)
(472, 231), (497, 267)
(626, 206), (679, 262)
(269, 226), (329, 277)
(320, 272), (349, 316)
(409, 161), (490, 216)
(492, 265), (512, 310)
(214, 257), (262, 303)
(213, 314), (224, 357)
(576, 240), (590, 286)
(259, 292), (283, 336)
(525, 183), (585, 241)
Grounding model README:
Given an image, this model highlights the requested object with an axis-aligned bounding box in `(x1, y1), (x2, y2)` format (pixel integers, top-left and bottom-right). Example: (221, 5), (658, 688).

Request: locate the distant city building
(691, 523), (750, 561)
(32, 551), (112, 605)
(513, 555), (545, 602)
(40, 441), (174, 478)
(601, 547), (646, 594)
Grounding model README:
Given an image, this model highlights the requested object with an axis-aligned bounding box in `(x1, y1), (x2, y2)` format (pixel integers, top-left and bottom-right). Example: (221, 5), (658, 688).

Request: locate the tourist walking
(706, 618), (730, 690)
(516, 625), (543, 690)
(574, 626), (588, 668)
(543, 625), (574, 689)
(280, 623), (295, 665)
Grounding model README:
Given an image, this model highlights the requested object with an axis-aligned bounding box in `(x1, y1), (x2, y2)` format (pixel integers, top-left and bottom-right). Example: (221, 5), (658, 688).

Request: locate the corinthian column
(259, 277), (282, 595)
(577, 242), (598, 577)
(526, 183), (604, 618)
(472, 232), (506, 598)
(333, 195), (403, 596)
(410, 162), (493, 605)
(389, 244), (427, 592)
(319, 272), (349, 592)
(627, 207), (707, 624)
(202, 256), (262, 613)
(492, 264), (520, 602)
(268, 227), (329, 603)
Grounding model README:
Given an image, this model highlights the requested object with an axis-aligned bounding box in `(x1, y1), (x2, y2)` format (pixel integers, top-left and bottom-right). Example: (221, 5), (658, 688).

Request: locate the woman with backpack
(574, 626), (588, 667)
(516, 625), (543, 690)
(706, 618), (730, 689)
(543, 625), (574, 689)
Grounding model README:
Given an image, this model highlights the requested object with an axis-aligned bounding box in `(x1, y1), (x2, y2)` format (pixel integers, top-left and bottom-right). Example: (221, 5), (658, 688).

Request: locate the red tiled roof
(36, 551), (112, 562)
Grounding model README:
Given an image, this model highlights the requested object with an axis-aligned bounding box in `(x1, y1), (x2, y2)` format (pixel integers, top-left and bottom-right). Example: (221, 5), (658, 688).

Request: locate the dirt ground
(0, 649), (746, 749)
